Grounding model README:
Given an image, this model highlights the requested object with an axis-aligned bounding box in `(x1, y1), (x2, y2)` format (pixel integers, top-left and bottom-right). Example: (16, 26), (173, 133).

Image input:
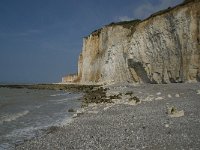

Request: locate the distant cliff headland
(63, 0), (200, 85)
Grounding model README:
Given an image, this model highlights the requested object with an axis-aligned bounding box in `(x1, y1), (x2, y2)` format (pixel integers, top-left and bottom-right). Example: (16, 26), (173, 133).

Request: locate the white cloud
(0, 29), (43, 38)
(118, 16), (132, 21)
(133, 0), (183, 19)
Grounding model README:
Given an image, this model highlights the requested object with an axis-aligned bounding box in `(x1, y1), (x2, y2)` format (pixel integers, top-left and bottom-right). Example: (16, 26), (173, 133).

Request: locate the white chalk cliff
(64, 0), (200, 84)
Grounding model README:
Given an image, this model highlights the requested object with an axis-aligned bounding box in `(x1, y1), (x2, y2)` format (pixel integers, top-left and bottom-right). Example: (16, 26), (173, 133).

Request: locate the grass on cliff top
(88, 19), (141, 38)
(90, 28), (102, 37)
(107, 19), (141, 28)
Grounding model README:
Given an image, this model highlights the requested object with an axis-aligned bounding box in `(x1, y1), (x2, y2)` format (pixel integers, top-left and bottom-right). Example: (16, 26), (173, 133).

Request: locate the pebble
(156, 92), (161, 95)
(165, 124), (169, 128)
(197, 90), (200, 95)
(168, 94), (172, 98)
(155, 97), (164, 100)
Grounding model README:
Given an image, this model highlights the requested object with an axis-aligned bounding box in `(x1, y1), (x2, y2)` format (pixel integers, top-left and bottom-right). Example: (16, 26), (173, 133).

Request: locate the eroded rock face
(62, 74), (78, 83)
(79, 25), (135, 84)
(74, 0), (200, 84)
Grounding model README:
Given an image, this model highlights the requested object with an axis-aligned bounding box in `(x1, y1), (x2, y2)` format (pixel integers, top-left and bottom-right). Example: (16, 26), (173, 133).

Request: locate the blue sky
(0, 0), (183, 83)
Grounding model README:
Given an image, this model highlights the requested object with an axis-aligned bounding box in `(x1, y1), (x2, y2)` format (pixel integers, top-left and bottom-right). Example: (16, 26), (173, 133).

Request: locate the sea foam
(0, 110), (29, 124)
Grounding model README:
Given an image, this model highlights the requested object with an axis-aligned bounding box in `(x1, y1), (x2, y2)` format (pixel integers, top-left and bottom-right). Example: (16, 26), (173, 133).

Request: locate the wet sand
(16, 83), (200, 150)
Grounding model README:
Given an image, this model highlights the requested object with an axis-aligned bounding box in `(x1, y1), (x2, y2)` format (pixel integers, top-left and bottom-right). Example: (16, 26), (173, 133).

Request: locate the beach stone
(170, 110), (185, 118)
(155, 97), (164, 100)
(165, 124), (170, 128)
(167, 106), (185, 118)
(144, 95), (154, 101)
(156, 92), (161, 95)
(168, 94), (172, 98)
(197, 90), (200, 94)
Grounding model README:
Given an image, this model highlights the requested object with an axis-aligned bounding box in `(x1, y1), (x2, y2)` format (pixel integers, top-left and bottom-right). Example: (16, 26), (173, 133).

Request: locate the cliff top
(144, 0), (197, 21)
(106, 19), (141, 29)
(86, 19), (141, 38)
(86, 0), (197, 38)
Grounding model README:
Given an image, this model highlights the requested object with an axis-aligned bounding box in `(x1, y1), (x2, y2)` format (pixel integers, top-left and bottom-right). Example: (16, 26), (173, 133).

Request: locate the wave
(35, 105), (42, 109)
(1, 126), (42, 150)
(2, 116), (72, 148)
(50, 95), (82, 104)
(50, 93), (70, 97)
(57, 117), (73, 126)
(0, 110), (29, 124)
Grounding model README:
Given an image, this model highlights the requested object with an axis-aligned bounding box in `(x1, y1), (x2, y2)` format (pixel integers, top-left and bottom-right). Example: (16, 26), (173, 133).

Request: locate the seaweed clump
(82, 87), (113, 107)
(129, 96), (141, 104)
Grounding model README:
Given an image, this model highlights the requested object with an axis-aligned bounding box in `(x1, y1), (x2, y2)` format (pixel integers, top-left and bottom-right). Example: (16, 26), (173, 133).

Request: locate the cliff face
(78, 24), (136, 84)
(62, 74), (78, 83)
(68, 0), (200, 84)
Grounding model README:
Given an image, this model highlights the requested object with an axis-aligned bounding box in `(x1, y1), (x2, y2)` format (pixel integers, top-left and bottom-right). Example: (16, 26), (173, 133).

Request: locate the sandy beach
(15, 83), (200, 150)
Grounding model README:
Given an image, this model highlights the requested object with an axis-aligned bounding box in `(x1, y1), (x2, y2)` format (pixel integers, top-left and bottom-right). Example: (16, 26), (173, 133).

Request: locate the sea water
(0, 87), (82, 149)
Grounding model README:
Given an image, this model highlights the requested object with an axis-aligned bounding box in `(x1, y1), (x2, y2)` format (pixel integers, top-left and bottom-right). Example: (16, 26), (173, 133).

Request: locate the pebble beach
(16, 83), (200, 150)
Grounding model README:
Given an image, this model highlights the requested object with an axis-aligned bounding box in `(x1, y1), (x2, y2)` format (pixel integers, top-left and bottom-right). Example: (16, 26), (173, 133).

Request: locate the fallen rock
(170, 110), (184, 118)
(167, 106), (184, 118)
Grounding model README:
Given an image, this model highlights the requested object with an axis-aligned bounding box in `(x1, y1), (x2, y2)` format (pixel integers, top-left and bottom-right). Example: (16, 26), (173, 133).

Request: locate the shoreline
(0, 87), (83, 150)
(15, 83), (200, 149)
(0, 83), (98, 92)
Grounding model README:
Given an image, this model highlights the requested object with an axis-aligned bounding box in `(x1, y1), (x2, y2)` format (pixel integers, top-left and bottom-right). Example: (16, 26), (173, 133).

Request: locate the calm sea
(0, 87), (82, 150)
